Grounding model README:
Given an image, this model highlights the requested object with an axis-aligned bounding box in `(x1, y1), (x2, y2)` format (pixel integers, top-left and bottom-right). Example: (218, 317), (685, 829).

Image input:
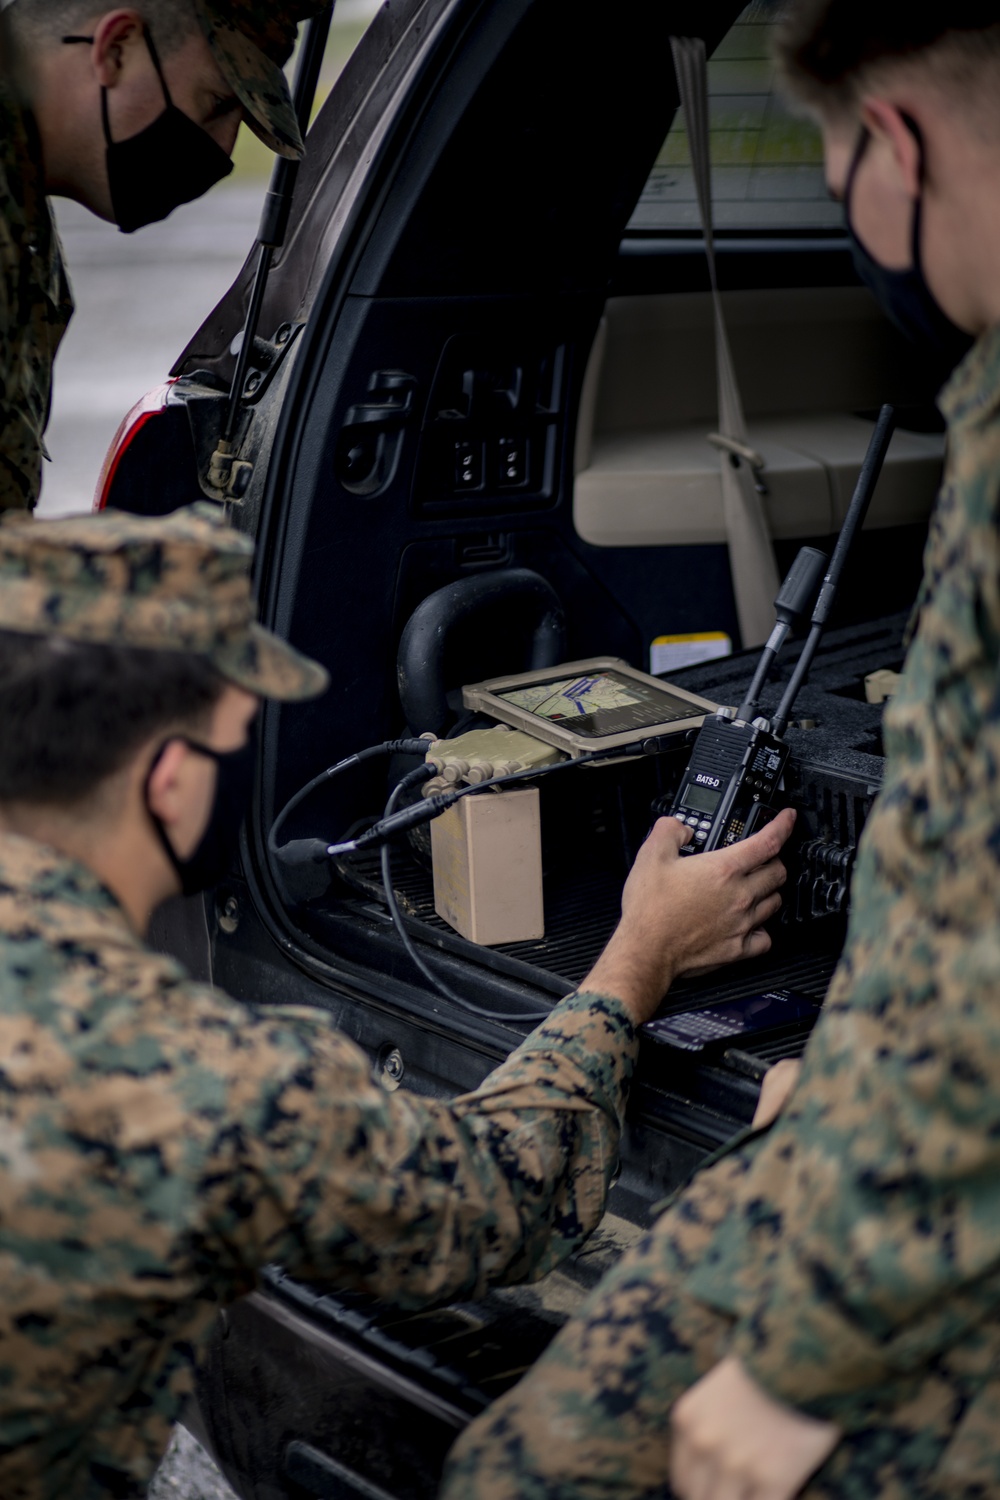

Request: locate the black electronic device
(645, 988), (821, 1052)
(667, 405), (897, 855)
(670, 717), (790, 851)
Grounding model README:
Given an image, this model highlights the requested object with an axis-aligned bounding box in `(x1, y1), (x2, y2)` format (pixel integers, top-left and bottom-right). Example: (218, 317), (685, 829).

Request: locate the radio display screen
(680, 783), (723, 815)
(496, 670), (698, 739)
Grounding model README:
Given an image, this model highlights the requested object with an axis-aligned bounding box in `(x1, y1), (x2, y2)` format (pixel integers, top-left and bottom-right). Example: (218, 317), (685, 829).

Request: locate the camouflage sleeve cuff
(463, 991), (639, 1134)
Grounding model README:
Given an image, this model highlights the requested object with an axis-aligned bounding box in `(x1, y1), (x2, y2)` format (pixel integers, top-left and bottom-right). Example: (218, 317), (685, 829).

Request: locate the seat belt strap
(670, 35), (779, 646)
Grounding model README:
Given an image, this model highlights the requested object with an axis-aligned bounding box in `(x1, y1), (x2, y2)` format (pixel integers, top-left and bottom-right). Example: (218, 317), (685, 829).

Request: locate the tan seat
(575, 415), (944, 548)
(765, 413), (944, 528)
(573, 292), (946, 550)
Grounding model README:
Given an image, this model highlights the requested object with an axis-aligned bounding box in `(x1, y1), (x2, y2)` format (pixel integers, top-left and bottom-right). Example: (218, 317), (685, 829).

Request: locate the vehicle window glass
(627, 0), (842, 234)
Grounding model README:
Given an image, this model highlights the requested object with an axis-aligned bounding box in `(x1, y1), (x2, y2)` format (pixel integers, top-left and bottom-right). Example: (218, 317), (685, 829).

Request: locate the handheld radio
(667, 405), (897, 854)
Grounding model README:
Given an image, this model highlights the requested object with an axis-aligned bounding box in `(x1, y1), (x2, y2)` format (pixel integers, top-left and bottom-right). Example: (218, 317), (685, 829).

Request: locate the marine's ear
(858, 97), (924, 200)
(143, 738), (192, 832)
(89, 8), (146, 90)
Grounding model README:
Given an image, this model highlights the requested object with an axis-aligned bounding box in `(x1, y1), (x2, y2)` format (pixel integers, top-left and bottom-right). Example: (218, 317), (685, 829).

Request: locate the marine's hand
(580, 808), (794, 1027)
(670, 1355), (840, 1500)
(752, 1057), (803, 1129)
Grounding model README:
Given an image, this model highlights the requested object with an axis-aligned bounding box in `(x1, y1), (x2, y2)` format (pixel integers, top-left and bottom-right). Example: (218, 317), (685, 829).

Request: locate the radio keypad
(671, 1012), (742, 1040)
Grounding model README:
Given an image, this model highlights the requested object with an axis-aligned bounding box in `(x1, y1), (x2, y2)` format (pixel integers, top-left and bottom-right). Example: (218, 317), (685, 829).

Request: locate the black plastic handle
(775, 546), (828, 626)
(396, 568), (566, 735)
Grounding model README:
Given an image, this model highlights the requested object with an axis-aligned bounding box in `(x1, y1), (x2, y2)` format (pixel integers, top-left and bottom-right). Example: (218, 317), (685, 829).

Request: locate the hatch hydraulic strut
(209, 3), (335, 496)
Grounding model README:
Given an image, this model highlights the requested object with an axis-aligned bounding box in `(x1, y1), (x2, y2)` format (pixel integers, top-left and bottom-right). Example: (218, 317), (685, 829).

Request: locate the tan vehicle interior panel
(574, 288), (946, 549)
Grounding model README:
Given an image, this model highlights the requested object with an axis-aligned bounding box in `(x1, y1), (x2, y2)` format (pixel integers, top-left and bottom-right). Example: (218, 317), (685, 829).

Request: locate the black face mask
(844, 116), (974, 383)
(146, 725), (257, 899)
(64, 28), (233, 234)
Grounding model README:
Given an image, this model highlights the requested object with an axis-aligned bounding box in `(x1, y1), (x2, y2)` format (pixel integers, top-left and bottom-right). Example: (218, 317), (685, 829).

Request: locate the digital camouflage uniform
(0, 0), (322, 512)
(0, 81), (72, 513)
(443, 329), (1000, 1500)
(0, 506), (640, 1499)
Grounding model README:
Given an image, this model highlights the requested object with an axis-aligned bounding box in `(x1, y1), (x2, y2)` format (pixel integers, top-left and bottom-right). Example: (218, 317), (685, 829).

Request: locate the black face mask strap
(142, 736), (236, 876)
(174, 736), (230, 768)
(63, 28), (172, 149)
(844, 114), (927, 266)
(141, 29), (172, 111)
(899, 112), (927, 270)
(143, 738), (184, 880)
(842, 124), (870, 241)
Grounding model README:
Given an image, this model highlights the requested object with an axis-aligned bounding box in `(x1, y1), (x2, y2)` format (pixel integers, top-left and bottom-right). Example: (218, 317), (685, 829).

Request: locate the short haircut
(0, 631), (225, 808)
(5, 0), (199, 55)
(776, 1), (1000, 125)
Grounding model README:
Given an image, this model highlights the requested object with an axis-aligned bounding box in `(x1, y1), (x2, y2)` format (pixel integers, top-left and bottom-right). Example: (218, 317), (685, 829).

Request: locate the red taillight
(93, 381), (176, 511)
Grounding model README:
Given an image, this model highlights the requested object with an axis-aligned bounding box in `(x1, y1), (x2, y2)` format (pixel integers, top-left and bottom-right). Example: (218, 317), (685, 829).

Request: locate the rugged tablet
(462, 656), (717, 756)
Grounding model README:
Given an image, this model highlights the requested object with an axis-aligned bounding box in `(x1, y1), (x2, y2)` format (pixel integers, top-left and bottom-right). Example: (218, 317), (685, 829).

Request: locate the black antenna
(222, 3), (335, 446)
(736, 545), (827, 723)
(771, 404), (896, 737)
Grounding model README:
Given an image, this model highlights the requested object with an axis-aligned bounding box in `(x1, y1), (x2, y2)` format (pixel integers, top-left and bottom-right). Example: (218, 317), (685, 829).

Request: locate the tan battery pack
(431, 788), (544, 946)
(865, 668), (900, 704)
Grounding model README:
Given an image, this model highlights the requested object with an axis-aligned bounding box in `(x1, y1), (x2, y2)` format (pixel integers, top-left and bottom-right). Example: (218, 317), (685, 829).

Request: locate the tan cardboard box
(431, 787), (544, 946)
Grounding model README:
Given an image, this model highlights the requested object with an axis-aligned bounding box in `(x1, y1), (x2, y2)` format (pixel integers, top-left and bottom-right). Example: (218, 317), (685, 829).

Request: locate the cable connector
(330, 790), (458, 855)
(273, 838), (330, 868)
(268, 736), (433, 863)
(287, 734), (674, 863)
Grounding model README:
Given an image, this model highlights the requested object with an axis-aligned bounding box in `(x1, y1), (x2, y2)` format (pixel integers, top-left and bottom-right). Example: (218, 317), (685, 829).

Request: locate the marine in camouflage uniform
(442, 328), (1000, 1499)
(0, 505), (640, 1500)
(0, 0), (322, 513)
(0, 79), (72, 512)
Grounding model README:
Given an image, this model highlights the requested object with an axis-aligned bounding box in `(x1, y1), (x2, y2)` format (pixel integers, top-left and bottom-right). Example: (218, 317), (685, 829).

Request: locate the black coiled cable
(379, 766), (553, 1023)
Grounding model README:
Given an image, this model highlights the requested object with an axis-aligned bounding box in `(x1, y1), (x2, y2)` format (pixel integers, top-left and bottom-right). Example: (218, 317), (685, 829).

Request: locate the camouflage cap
(0, 504), (328, 702)
(194, 0), (329, 160)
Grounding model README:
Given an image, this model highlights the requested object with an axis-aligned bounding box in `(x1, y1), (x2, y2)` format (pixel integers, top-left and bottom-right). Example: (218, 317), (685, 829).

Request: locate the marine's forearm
(240, 990), (638, 1307)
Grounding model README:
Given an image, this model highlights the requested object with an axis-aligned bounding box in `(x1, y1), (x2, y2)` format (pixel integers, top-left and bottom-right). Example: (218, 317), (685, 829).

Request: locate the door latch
(335, 371), (417, 498)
